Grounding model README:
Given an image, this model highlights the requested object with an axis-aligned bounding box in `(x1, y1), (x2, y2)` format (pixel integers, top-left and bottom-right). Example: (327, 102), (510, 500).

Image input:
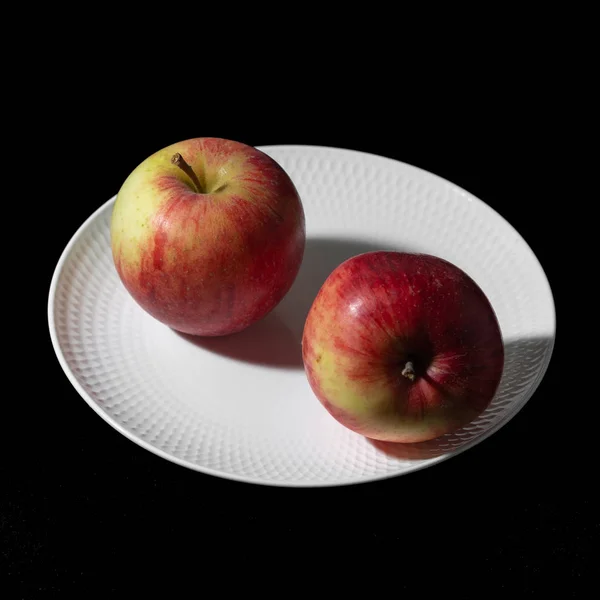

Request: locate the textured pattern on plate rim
(48, 145), (556, 486)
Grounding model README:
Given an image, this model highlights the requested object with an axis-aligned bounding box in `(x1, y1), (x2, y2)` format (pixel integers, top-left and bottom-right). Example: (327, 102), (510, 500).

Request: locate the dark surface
(7, 53), (586, 597)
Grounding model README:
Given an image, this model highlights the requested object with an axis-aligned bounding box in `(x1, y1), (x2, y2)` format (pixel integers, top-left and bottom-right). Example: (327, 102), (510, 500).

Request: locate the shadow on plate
(175, 312), (302, 369)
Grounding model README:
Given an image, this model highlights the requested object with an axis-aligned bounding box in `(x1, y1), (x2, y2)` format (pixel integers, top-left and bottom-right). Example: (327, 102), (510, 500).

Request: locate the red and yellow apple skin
(111, 138), (305, 336)
(302, 252), (504, 443)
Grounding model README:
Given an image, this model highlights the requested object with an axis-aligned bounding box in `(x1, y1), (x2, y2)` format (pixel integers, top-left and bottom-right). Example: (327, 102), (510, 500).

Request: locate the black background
(6, 36), (587, 597)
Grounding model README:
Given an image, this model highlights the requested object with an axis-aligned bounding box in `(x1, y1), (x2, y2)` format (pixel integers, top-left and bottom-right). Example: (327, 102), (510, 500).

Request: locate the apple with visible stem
(110, 137), (305, 336)
(302, 251), (504, 443)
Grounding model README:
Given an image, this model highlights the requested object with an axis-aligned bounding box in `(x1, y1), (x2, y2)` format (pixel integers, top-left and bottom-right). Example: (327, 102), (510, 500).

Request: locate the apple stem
(401, 361), (416, 381)
(171, 153), (204, 193)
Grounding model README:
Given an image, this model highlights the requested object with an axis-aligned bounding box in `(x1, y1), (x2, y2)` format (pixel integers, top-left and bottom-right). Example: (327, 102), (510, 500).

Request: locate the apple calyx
(171, 153), (204, 193)
(401, 360), (416, 381)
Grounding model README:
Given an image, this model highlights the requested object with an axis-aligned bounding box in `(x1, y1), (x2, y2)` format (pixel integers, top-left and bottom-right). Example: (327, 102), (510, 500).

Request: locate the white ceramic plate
(48, 145), (555, 487)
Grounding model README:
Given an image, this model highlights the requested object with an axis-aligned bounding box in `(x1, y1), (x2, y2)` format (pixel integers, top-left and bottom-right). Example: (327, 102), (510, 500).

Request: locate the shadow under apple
(175, 311), (303, 369)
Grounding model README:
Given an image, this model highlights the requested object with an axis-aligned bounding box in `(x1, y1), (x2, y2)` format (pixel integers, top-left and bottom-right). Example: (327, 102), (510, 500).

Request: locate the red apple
(111, 137), (305, 336)
(302, 251), (504, 442)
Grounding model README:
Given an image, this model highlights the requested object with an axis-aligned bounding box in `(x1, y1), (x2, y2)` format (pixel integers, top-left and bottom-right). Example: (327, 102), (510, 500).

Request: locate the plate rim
(47, 144), (556, 487)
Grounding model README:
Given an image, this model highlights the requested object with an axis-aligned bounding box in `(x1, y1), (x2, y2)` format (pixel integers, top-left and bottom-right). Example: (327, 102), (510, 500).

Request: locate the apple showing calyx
(302, 252), (504, 443)
(111, 138), (305, 336)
